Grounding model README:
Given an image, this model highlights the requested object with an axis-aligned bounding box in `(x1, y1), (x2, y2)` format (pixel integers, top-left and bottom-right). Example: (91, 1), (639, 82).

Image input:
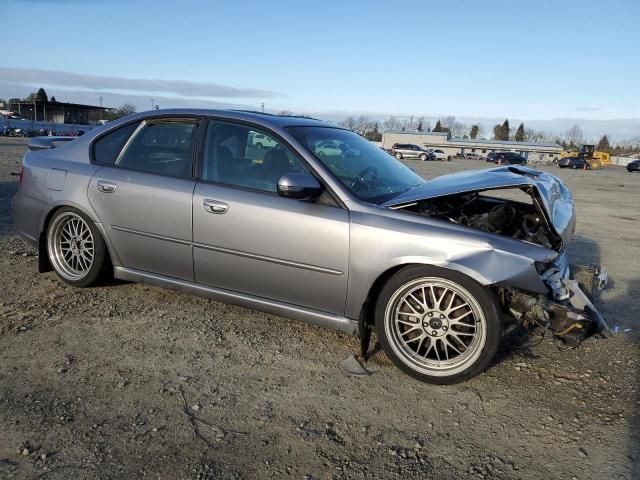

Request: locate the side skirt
(113, 266), (358, 336)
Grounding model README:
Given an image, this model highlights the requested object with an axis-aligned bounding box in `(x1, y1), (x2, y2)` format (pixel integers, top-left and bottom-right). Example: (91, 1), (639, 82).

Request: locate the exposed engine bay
(403, 187), (562, 251)
(397, 186), (609, 347)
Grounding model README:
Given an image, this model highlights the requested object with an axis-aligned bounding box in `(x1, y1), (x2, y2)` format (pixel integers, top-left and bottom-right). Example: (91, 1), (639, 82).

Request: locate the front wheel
(420, 153), (427, 161)
(375, 265), (502, 384)
(394, 152), (403, 160)
(47, 207), (110, 287)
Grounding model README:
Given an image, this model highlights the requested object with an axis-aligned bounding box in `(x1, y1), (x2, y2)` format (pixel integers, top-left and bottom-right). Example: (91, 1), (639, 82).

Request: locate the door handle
(203, 199), (229, 214)
(97, 180), (117, 193)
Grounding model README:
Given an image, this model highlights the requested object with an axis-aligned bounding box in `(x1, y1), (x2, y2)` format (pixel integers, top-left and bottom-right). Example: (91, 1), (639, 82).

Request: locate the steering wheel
(350, 167), (379, 192)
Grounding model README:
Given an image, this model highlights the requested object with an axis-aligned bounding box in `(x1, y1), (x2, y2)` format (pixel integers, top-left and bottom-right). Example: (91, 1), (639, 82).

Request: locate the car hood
(383, 165), (576, 246)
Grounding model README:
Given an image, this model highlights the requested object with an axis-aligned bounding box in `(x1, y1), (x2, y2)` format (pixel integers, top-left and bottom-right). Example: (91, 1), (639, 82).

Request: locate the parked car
(390, 143), (433, 161)
(429, 149), (451, 161)
(558, 157), (591, 169)
(250, 131), (277, 149)
(485, 152), (499, 162)
(315, 142), (343, 157)
(13, 109), (607, 384)
(465, 153), (482, 160)
(489, 152), (527, 165)
(626, 160), (640, 172)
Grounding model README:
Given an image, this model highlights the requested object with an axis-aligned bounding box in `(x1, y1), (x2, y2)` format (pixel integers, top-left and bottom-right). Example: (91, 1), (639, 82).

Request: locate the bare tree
(383, 116), (400, 131)
(565, 125), (584, 147)
(339, 116), (358, 131)
(442, 115), (467, 137)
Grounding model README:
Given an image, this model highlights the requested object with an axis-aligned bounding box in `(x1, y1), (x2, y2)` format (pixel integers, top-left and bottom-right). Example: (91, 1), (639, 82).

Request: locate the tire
(255, 142), (263, 149)
(46, 207), (110, 287)
(572, 164), (577, 169)
(447, 156), (452, 161)
(394, 152), (403, 160)
(420, 153), (427, 161)
(375, 265), (502, 384)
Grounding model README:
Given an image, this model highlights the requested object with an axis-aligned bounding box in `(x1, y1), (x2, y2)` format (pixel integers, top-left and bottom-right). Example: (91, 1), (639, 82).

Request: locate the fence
(610, 156), (638, 167)
(0, 117), (97, 135)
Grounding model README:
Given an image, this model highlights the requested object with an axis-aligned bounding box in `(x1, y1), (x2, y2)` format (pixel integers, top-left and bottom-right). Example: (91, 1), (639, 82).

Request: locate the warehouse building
(6, 99), (109, 125)
(382, 131), (562, 160)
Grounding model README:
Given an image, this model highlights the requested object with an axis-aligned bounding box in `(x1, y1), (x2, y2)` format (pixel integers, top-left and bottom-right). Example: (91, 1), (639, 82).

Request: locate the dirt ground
(0, 137), (638, 480)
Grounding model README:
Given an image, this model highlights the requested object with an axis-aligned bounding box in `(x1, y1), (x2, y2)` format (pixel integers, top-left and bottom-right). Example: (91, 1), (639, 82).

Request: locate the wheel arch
(355, 260), (493, 327)
(37, 202), (119, 273)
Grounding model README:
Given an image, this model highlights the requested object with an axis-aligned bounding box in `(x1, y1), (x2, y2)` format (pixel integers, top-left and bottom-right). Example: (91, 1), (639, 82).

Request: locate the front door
(192, 120), (349, 314)
(88, 117), (199, 280)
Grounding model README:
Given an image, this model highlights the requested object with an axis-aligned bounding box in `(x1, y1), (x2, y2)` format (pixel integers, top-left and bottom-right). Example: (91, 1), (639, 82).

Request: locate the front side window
(116, 119), (197, 178)
(288, 126), (424, 204)
(92, 121), (141, 165)
(201, 121), (309, 193)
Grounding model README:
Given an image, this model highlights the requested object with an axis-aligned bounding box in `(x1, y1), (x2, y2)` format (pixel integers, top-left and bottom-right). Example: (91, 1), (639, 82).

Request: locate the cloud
(572, 106), (603, 112)
(0, 67), (277, 99)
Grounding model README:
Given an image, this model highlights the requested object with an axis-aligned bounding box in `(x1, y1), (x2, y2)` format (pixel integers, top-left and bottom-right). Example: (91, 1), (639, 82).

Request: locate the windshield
(287, 126), (424, 204)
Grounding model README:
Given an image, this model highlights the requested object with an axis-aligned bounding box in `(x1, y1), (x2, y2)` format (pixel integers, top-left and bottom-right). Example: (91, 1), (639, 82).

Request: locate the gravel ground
(0, 137), (638, 480)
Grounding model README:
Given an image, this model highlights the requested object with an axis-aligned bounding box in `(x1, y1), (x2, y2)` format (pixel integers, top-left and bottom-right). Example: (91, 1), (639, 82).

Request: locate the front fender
(344, 210), (554, 319)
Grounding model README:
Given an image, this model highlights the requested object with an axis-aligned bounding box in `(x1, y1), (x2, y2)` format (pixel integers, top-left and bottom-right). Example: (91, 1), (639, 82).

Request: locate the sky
(1, 0), (639, 140)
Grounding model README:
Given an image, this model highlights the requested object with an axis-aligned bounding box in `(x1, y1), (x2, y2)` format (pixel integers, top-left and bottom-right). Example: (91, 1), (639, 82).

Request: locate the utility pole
(150, 98), (154, 111)
(100, 96), (103, 120)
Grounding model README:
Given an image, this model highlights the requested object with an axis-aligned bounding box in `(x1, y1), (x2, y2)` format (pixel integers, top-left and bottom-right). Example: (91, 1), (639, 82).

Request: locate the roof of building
(9, 100), (109, 111)
(386, 130), (450, 136)
(449, 137), (561, 148)
(382, 130), (560, 149)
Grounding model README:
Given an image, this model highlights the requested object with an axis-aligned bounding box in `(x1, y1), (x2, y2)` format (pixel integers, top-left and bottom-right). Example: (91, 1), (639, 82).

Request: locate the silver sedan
(13, 110), (608, 384)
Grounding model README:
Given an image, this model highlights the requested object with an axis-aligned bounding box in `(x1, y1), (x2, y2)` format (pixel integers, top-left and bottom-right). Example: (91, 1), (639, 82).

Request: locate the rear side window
(116, 119), (197, 178)
(92, 122), (141, 165)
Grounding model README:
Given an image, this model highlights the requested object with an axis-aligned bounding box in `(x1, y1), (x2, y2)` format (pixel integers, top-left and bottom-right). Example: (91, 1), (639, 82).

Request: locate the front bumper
(507, 260), (610, 344)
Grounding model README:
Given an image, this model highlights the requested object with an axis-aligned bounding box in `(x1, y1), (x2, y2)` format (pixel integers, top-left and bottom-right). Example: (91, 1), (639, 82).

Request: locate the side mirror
(277, 173), (323, 200)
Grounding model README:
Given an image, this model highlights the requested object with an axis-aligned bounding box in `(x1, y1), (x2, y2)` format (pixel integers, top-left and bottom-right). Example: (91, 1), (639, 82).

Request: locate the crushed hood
(384, 166), (576, 246)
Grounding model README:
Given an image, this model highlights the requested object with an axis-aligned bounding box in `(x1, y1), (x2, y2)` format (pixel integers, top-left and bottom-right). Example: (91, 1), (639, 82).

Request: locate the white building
(382, 131), (562, 160)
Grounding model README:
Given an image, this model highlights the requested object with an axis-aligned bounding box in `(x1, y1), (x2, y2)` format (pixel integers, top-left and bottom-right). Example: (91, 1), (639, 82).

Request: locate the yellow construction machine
(559, 145), (610, 169)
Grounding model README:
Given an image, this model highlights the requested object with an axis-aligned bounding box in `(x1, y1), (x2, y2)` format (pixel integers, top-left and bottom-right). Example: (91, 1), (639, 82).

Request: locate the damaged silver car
(13, 110), (608, 384)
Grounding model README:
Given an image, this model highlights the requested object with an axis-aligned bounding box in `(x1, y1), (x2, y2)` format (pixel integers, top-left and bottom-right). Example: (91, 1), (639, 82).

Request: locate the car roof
(104, 108), (336, 131)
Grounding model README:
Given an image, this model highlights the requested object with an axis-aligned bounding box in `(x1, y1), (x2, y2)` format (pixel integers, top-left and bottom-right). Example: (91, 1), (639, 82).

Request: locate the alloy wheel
(384, 277), (487, 377)
(48, 212), (95, 281)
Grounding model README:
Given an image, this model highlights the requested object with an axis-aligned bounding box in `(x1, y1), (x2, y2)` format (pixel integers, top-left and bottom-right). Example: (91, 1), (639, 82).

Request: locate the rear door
(88, 117), (200, 280)
(192, 120), (349, 314)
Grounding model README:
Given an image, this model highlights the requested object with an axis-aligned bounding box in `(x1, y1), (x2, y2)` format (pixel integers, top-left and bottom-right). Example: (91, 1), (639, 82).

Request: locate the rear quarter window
(92, 122), (141, 165)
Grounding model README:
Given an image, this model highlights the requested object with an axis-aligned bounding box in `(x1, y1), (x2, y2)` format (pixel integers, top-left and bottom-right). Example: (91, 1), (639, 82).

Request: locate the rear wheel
(375, 265), (501, 384)
(47, 208), (110, 287)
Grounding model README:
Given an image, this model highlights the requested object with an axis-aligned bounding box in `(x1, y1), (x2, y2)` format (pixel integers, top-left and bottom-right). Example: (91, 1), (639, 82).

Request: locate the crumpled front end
(504, 255), (610, 346)
(386, 166), (609, 345)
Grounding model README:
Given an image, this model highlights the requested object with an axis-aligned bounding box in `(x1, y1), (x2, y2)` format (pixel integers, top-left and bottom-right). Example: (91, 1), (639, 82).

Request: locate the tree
(105, 103), (138, 120)
(35, 88), (48, 103)
(50, 96), (56, 102)
(433, 119), (445, 132)
(597, 134), (611, 152)
(365, 122), (382, 142)
(469, 125), (479, 139)
(514, 122), (525, 142)
(339, 116), (358, 131)
(116, 103), (137, 116)
(383, 116), (400, 131)
(493, 119), (510, 141)
(565, 125), (584, 147)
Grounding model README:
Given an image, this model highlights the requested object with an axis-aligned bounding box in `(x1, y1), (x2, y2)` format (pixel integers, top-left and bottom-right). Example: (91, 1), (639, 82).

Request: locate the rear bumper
(13, 191), (47, 245)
